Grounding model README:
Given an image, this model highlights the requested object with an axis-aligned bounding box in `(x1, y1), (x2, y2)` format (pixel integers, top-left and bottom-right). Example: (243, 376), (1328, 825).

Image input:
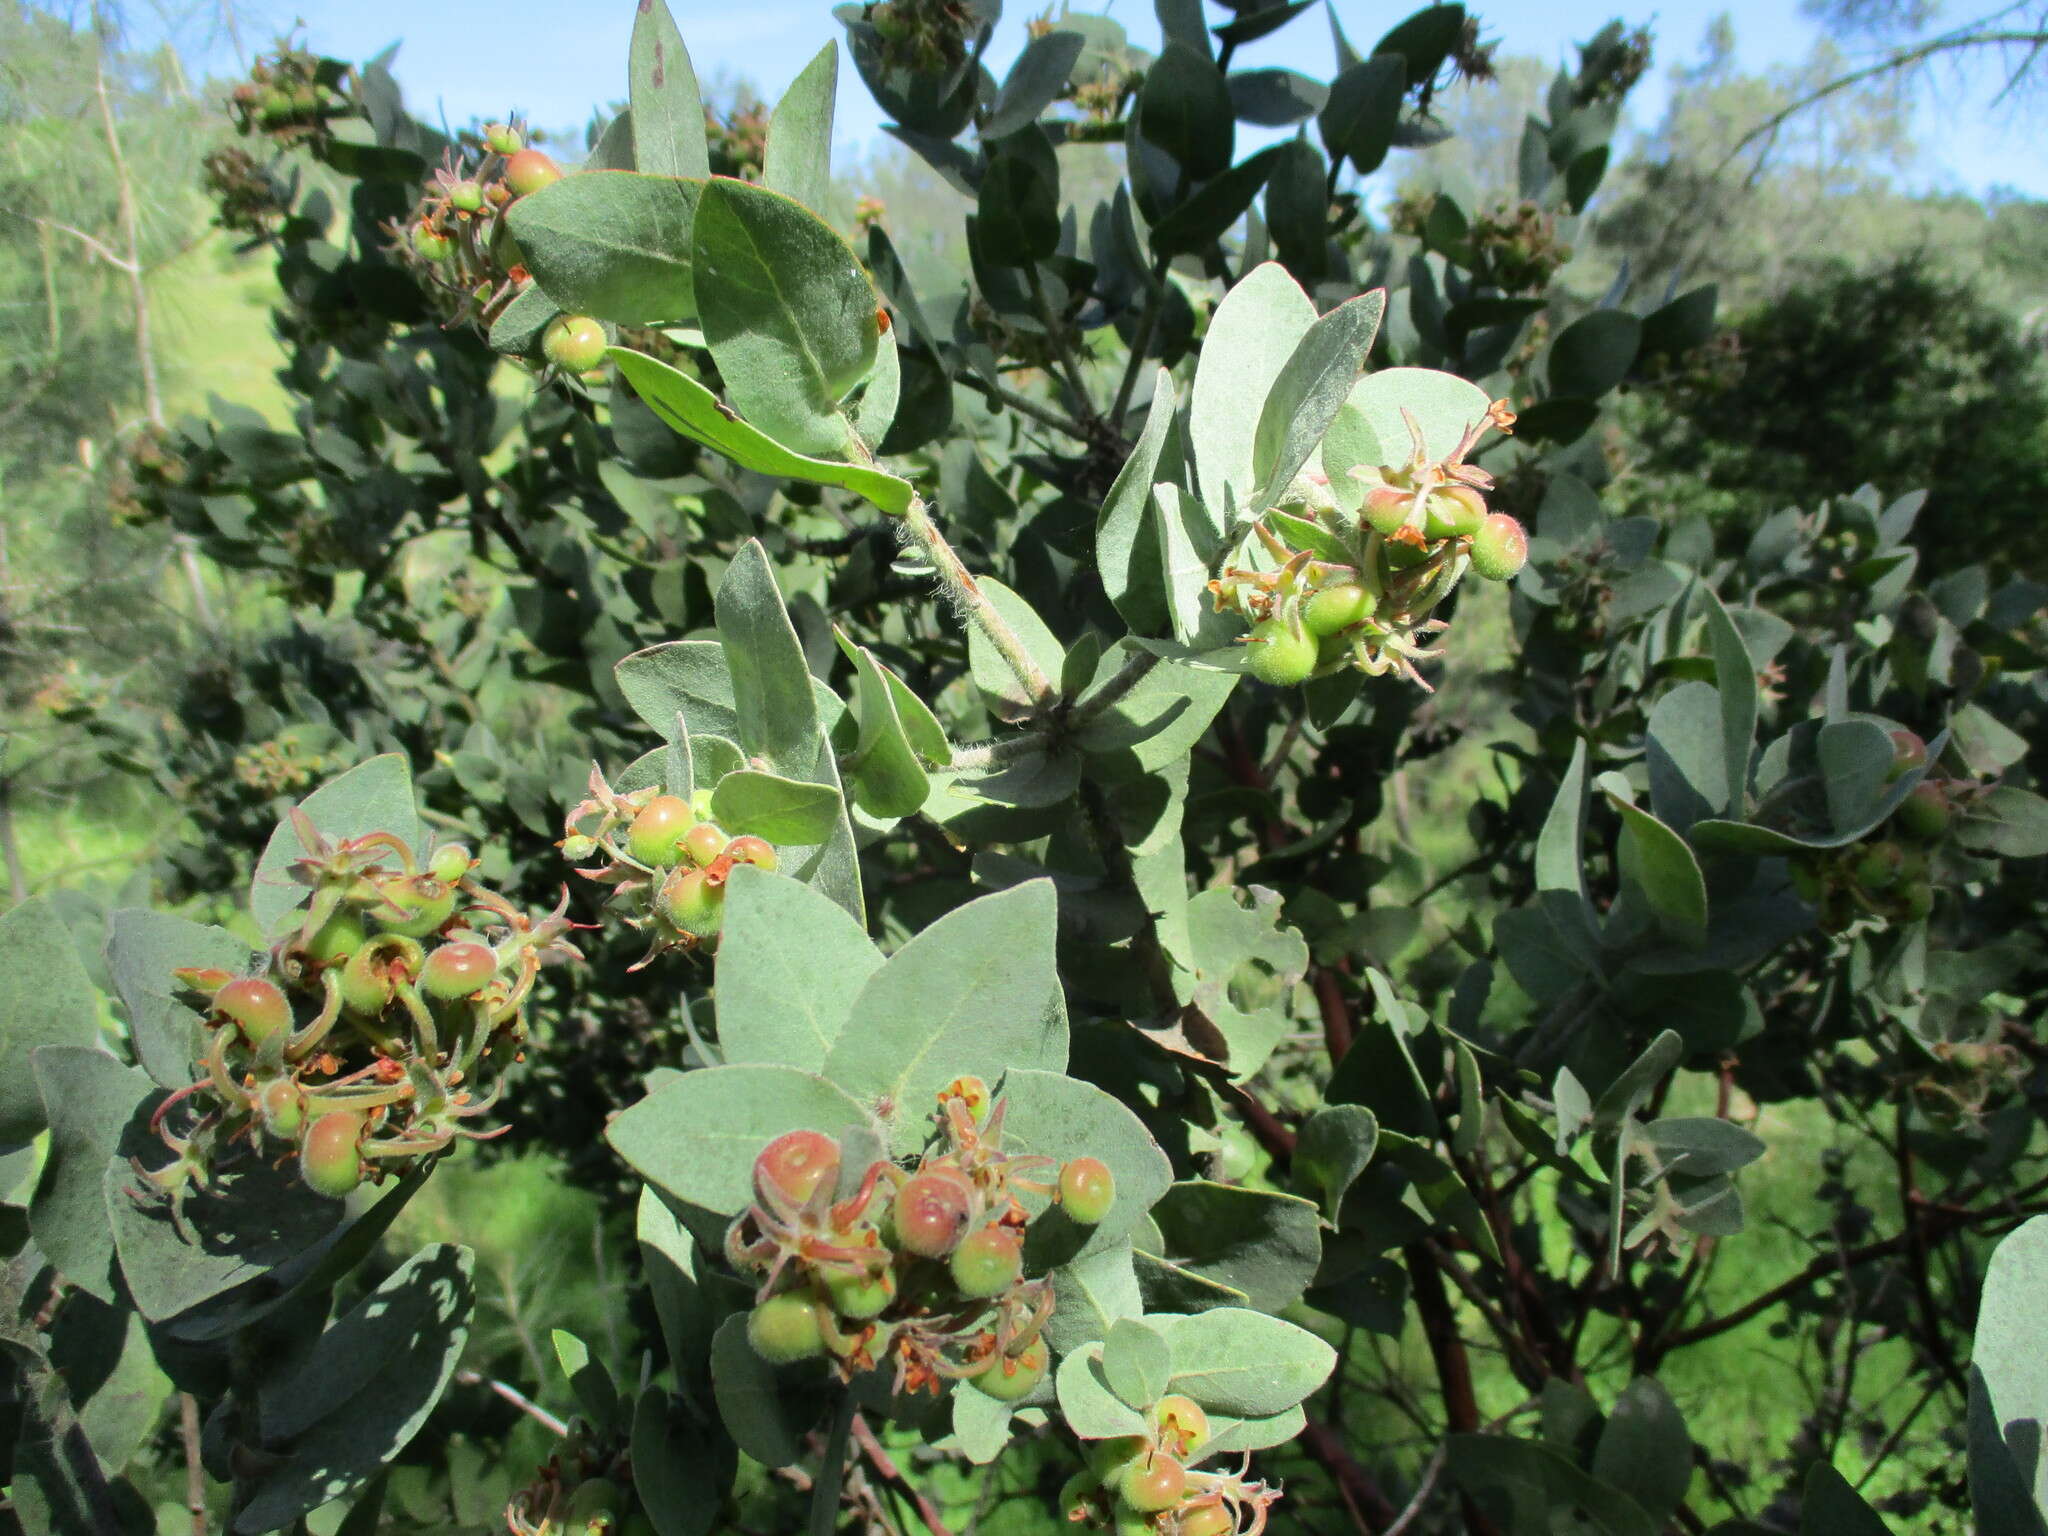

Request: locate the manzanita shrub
(10, 3), (2048, 1535)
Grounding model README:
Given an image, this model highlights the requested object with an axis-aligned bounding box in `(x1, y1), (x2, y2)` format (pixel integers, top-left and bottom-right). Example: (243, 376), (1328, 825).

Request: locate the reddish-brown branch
(1315, 966), (1356, 1062)
(850, 1414), (952, 1536)
(1405, 1243), (1503, 1536)
(1299, 1419), (1399, 1531)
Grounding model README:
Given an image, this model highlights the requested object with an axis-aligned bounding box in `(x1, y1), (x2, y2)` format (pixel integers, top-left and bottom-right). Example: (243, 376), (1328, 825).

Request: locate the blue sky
(182, 0), (2047, 196)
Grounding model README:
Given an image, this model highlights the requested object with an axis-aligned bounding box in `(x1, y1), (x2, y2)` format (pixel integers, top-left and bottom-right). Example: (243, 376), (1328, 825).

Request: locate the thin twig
(455, 1370), (568, 1436)
(898, 496), (1055, 710)
(851, 1415), (953, 1536)
(179, 1392), (206, 1536)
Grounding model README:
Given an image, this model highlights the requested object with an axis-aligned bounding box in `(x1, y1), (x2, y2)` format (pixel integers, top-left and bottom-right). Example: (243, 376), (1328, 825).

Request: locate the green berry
(892, 1169), (974, 1257)
(683, 822), (728, 868)
(421, 941), (496, 1000)
(1058, 1158), (1115, 1225)
(448, 179), (485, 213)
(1898, 880), (1934, 921)
(1302, 582), (1376, 637)
(1469, 513), (1528, 581)
(376, 875), (456, 938)
(1179, 1506), (1234, 1536)
(1896, 781), (1952, 842)
(563, 1479), (617, 1536)
(302, 911), (366, 966)
(823, 1264), (896, 1319)
(1245, 618), (1317, 687)
(340, 937), (419, 1016)
(1149, 1395), (1209, 1457)
(1887, 728), (1927, 779)
(950, 1225), (1023, 1298)
(1360, 484), (1414, 537)
(753, 1130), (841, 1209)
(656, 865), (725, 939)
(1117, 1454), (1187, 1513)
(725, 835), (778, 872)
(1853, 842), (1907, 893)
(411, 223), (454, 261)
(969, 1336), (1048, 1401)
(300, 1111), (366, 1199)
(427, 844), (473, 884)
(627, 794), (695, 867)
(258, 1077), (305, 1140)
(542, 315), (607, 373)
(484, 123), (524, 155)
(215, 976), (291, 1046)
(747, 1294), (825, 1363)
(1423, 486), (1486, 539)
(504, 148), (562, 197)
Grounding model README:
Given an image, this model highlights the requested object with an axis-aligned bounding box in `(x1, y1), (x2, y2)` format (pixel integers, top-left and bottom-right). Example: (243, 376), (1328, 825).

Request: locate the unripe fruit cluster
(1059, 1395), (1282, 1534)
(140, 827), (578, 1219)
(226, 46), (339, 146)
(389, 118), (571, 348)
(1790, 731), (1974, 932)
(725, 1079), (1116, 1403)
(1214, 401), (1522, 692)
(560, 772), (782, 965)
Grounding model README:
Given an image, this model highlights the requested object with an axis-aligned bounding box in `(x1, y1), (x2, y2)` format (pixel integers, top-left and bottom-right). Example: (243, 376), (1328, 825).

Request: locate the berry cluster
(560, 768), (780, 965)
(726, 1079), (1115, 1401)
(1792, 729), (1969, 931)
(1062, 1398), (1281, 1536)
(392, 122), (571, 340)
(226, 44), (341, 145)
(860, 0), (980, 74)
(1214, 403), (1525, 690)
(139, 822), (579, 1221)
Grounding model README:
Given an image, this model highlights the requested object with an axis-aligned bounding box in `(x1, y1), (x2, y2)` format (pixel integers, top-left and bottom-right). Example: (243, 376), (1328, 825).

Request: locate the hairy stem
(899, 497), (1055, 710)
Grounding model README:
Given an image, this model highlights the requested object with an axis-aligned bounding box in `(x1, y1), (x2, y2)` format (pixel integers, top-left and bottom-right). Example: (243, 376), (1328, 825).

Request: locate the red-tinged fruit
(214, 976), (290, 1046)
(421, 941), (497, 1000)
(1118, 1454), (1188, 1513)
(970, 1335), (1049, 1401)
(950, 1225), (1023, 1298)
(411, 223), (454, 261)
(626, 794), (695, 867)
(1245, 617), (1317, 687)
(1059, 1157), (1115, 1224)
(1896, 780), (1952, 842)
(258, 1077), (305, 1140)
(1888, 728), (1928, 779)
(504, 148), (562, 197)
(656, 865), (725, 938)
(682, 821), (728, 868)
(1150, 1395), (1210, 1457)
(725, 835), (778, 872)
(747, 1293), (826, 1363)
(1178, 1505), (1235, 1536)
(542, 315), (607, 373)
(1469, 513), (1528, 581)
(892, 1168), (975, 1257)
(376, 875), (456, 938)
(754, 1129), (841, 1209)
(301, 1111), (366, 1199)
